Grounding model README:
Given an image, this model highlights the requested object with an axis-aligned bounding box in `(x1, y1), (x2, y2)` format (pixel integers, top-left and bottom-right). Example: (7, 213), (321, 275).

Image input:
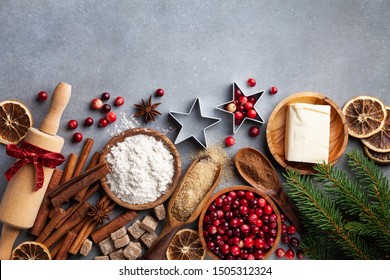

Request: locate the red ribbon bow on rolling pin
(4, 141), (65, 192)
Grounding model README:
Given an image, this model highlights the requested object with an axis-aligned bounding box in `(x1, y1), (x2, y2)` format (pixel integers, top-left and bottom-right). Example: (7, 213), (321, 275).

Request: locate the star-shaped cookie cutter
(216, 81), (265, 133)
(169, 98), (221, 149)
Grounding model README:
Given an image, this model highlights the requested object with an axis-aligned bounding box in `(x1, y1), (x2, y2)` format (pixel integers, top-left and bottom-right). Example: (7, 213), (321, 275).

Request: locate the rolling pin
(0, 82), (71, 259)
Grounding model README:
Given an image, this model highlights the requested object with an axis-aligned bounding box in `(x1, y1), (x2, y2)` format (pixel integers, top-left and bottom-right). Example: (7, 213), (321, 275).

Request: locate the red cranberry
(225, 136), (235, 146)
(239, 205), (249, 215)
(238, 96), (248, 104)
(230, 245), (241, 256)
(72, 132), (83, 142)
(234, 111), (244, 120)
(255, 219), (263, 227)
(251, 225), (260, 234)
(289, 237), (300, 248)
(248, 96), (257, 104)
(207, 241), (216, 250)
(240, 224), (251, 234)
(280, 213), (287, 223)
(248, 126), (260, 137)
(225, 211), (234, 220)
(255, 208), (263, 216)
(234, 88), (242, 98)
(264, 205), (273, 215)
(287, 225), (296, 235)
(281, 235), (290, 244)
(217, 210), (224, 219)
(269, 214), (277, 222)
(245, 191), (255, 201)
(208, 225), (217, 235)
(244, 237), (254, 248)
(84, 117), (94, 126)
(91, 98), (103, 110)
(254, 249), (264, 259)
(297, 250), (305, 260)
(248, 213), (258, 224)
(98, 118), (109, 127)
(254, 238), (265, 248)
(247, 78), (256, 87)
(285, 249), (295, 260)
(221, 204), (231, 212)
(261, 225), (269, 233)
(258, 198), (266, 207)
(214, 197), (223, 207)
(239, 198), (249, 206)
(37, 91), (48, 101)
(269, 222), (277, 229)
(269, 228), (277, 237)
(68, 120), (78, 130)
(282, 223), (287, 234)
(246, 109), (257, 119)
(101, 92), (110, 101)
(269, 86), (278, 94)
(247, 254), (255, 260)
(106, 111), (117, 123)
(229, 218), (239, 228)
(155, 88), (165, 97)
(244, 102), (254, 111)
(114, 96), (124, 106)
(262, 215), (270, 223)
(101, 104), (111, 113)
(275, 248), (285, 258)
(228, 191), (237, 200)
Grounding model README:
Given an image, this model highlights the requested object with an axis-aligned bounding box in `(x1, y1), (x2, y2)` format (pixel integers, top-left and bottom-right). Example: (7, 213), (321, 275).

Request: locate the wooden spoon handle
(40, 82), (71, 135)
(0, 224), (20, 260)
(271, 188), (304, 234)
(143, 223), (184, 260)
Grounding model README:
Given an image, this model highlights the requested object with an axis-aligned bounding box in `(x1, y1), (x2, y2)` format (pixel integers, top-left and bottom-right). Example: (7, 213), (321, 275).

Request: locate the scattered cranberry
(244, 102), (254, 111)
(68, 120), (78, 130)
(72, 132), (83, 142)
(289, 237), (300, 248)
(246, 109), (257, 119)
(37, 91), (48, 102)
(285, 249), (295, 260)
(297, 250), (305, 260)
(287, 225), (296, 235)
(226, 103), (236, 113)
(91, 98), (103, 110)
(280, 213), (286, 223)
(281, 235), (290, 244)
(269, 86), (278, 94)
(238, 96), (248, 105)
(101, 104), (111, 113)
(114, 96), (125, 106)
(247, 78), (256, 87)
(98, 118), (109, 127)
(225, 136), (235, 147)
(106, 111), (117, 123)
(248, 126), (260, 137)
(275, 248), (285, 258)
(84, 117), (94, 126)
(155, 88), (165, 97)
(234, 111), (244, 120)
(101, 92), (110, 101)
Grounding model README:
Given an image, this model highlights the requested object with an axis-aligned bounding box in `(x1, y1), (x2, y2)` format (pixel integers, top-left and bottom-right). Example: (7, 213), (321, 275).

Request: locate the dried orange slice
(166, 229), (205, 260)
(11, 241), (51, 260)
(342, 96), (386, 139)
(0, 100), (33, 145)
(361, 106), (390, 153)
(363, 145), (390, 165)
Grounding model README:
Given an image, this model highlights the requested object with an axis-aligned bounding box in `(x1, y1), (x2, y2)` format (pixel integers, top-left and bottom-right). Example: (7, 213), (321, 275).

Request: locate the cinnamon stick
(30, 169), (63, 236)
(55, 231), (77, 260)
(50, 239), (63, 259)
(74, 151), (101, 201)
(91, 210), (137, 244)
(72, 138), (94, 177)
(60, 153), (79, 184)
(43, 202), (91, 249)
(50, 162), (110, 207)
(36, 208), (66, 243)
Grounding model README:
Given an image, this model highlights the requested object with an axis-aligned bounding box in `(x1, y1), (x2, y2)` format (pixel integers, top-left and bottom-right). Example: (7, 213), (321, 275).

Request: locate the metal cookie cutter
(169, 98), (221, 149)
(216, 81), (265, 133)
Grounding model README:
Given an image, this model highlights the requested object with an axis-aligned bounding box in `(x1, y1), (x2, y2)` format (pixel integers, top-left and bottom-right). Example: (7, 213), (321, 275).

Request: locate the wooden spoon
(143, 155), (222, 260)
(235, 147), (303, 233)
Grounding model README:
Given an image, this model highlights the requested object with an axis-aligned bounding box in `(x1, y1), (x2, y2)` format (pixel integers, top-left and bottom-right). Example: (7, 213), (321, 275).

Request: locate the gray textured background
(0, 0), (389, 260)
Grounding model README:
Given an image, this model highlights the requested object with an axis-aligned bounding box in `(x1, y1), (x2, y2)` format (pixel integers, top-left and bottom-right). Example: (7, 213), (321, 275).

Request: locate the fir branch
(300, 233), (347, 260)
(284, 169), (372, 259)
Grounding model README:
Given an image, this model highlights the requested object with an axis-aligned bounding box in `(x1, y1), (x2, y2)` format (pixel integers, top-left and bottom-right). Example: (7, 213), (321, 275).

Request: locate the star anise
(87, 200), (112, 225)
(133, 95), (161, 123)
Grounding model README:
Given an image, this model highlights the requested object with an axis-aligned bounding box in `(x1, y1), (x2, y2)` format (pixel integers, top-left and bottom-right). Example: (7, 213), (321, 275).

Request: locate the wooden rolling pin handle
(40, 82), (72, 136)
(0, 224), (20, 260)
(143, 224), (184, 260)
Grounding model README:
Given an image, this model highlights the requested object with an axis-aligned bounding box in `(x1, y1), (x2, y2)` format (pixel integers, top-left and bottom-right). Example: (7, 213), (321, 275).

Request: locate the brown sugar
(171, 156), (219, 222)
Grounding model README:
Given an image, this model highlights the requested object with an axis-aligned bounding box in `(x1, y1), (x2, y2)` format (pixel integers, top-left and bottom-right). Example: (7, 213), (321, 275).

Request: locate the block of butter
(285, 103), (331, 164)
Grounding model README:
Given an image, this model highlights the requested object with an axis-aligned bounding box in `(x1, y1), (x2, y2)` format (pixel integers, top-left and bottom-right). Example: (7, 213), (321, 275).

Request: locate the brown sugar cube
(94, 255), (110, 260)
(111, 226), (127, 241)
(109, 249), (126, 260)
(153, 204), (166, 221)
(98, 237), (116, 255)
(141, 231), (158, 248)
(80, 238), (93, 256)
(123, 241), (142, 260)
(127, 220), (146, 239)
(140, 215), (158, 233)
(114, 234), (130, 249)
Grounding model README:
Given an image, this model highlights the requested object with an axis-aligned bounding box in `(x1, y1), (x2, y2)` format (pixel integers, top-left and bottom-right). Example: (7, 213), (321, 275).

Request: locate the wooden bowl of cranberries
(198, 186), (282, 260)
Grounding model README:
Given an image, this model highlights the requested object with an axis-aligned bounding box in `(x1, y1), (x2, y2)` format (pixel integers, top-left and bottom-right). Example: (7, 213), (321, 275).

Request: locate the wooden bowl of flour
(100, 128), (182, 210)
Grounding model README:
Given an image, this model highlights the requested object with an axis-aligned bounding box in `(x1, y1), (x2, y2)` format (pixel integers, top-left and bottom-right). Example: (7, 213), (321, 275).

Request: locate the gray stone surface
(0, 0), (388, 260)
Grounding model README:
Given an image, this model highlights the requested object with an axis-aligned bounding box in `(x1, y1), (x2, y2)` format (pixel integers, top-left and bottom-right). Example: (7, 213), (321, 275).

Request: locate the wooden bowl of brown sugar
(99, 128), (182, 210)
(198, 186), (282, 260)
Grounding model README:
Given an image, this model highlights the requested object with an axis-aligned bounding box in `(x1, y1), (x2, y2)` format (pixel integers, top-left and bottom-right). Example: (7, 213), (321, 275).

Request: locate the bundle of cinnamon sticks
(27, 138), (135, 260)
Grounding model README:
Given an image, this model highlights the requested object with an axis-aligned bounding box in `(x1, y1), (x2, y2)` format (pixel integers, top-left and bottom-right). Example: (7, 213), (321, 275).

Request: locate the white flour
(106, 134), (175, 204)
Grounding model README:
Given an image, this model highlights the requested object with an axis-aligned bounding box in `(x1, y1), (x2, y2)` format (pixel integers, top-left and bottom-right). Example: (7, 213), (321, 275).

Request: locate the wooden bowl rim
(198, 185), (282, 260)
(266, 92), (349, 175)
(99, 128), (182, 210)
